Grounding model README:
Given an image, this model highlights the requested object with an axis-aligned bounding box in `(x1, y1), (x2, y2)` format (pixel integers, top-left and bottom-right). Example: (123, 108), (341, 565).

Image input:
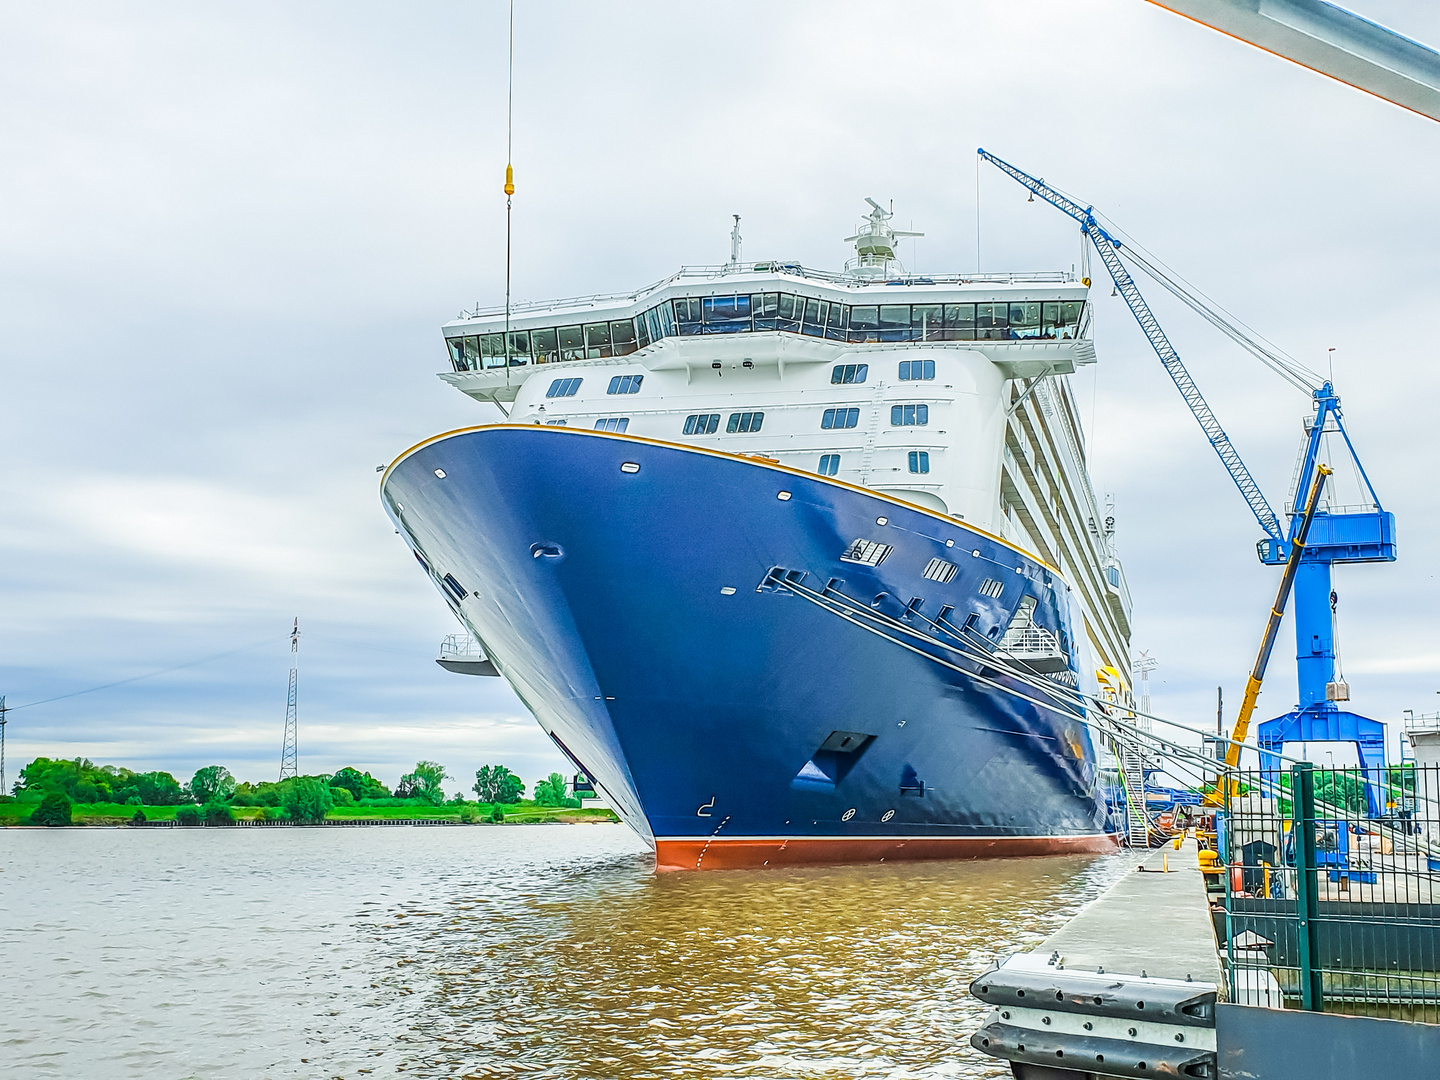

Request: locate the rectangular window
(908, 450), (931, 474)
(531, 328), (559, 364)
(825, 301), (849, 341)
(482, 333), (506, 369)
(912, 305), (944, 341)
(506, 331), (530, 364)
(546, 377), (583, 398)
(943, 303), (976, 340)
(446, 338), (464, 370)
(594, 417), (630, 433)
(702, 295), (752, 333)
(726, 411), (764, 433)
(610, 319), (637, 355)
(841, 538), (892, 567)
(821, 407), (860, 430)
(801, 297), (824, 337)
(818, 453), (840, 476)
(752, 292), (780, 331)
(879, 305), (912, 341)
(583, 322), (612, 358)
(634, 315), (652, 350)
(673, 297), (703, 335)
(976, 303), (1008, 340)
(898, 360), (935, 381)
(923, 557), (957, 584)
(683, 413), (720, 435)
(557, 325), (585, 361)
(1009, 302), (1042, 339)
(606, 374), (644, 395)
(979, 577), (1005, 599)
(891, 404), (929, 426)
(544, 419), (568, 426)
(848, 305), (880, 342)
(831, 364), (869, 385)
(1041, 300), (1085, 340)
(463, 336), (480, 371)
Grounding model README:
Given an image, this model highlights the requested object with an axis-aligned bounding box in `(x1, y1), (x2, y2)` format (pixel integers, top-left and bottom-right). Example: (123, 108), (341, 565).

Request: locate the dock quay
(969, 764), (1440, 1078)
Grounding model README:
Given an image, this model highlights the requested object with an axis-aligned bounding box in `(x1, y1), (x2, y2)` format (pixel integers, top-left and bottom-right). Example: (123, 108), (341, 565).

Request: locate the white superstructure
(434, 205), (1132, 676)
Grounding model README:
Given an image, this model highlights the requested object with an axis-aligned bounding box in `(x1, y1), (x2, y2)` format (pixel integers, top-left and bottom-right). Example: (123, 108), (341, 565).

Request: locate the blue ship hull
(383, 426), (1118, 870)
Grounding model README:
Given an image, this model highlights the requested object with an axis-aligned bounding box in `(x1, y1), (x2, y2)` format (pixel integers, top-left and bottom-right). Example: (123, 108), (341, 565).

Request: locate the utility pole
(279, 619), (300, 781)
(0, 696), (8, 796)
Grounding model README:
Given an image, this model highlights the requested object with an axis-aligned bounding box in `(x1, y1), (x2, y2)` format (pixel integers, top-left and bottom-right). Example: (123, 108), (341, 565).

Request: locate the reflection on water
(1, 825), (1126, 1079)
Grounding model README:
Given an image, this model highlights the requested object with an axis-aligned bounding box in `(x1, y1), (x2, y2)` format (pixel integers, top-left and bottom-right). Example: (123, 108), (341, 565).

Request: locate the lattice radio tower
(278, 618), (300, 781)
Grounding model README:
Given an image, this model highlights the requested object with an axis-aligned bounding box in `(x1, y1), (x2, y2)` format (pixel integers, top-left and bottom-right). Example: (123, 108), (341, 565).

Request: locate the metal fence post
(1292, 761), (1323, 1010)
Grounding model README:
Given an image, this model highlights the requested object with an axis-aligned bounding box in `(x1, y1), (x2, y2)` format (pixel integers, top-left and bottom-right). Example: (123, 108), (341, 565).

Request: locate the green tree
(328, 785), (355, 806)
(281, 777), (334, 823)
(130, 809), (148, 825)
(202, 802), (235, 825)
(30, 792), (72, 826)
(188, 766), (236, 805)
(176, 805), (202, 826)
(133, 770), (188, 805)
(533, 772), (568, 807)
(330, 767), (390, 801)
(473, 765), (524, 805)
(397, 761), (450, 806)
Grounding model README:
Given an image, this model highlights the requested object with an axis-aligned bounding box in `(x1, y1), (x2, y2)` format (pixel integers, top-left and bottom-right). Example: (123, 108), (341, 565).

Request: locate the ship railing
(459, 263), (1079, 320)
(438, 634), (485, 660)
(997, 624), (1062, 658)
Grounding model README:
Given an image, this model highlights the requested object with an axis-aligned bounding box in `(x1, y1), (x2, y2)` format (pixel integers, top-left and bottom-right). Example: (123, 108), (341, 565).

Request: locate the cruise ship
(382, 203), (1132, 869)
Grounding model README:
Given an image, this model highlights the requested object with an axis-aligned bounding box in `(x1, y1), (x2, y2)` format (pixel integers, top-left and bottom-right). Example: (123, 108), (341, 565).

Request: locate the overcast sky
(2, 1), (1438, 794)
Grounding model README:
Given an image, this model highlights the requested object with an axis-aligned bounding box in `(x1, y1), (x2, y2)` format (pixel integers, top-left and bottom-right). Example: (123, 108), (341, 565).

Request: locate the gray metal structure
(278, 618), (299, 781)
(1148, 0), (1440, 123)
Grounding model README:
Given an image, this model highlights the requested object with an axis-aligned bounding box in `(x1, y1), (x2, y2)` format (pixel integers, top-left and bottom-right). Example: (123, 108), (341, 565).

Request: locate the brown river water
(0, 824), (1129, 1079)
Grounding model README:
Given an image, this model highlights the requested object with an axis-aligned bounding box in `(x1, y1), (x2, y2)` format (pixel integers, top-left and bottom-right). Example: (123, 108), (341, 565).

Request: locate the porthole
(876, 516), (889, 526)
(841, 808), (856, 821)
(881, 809), (895, 822)
(620, 462), (641, 473)
(433, 468), (447, 479)
(972, 549), (981, 557)
(777, 491), (792, 501)
(945, 539), (954, 547)
(720, 587), (736, 595)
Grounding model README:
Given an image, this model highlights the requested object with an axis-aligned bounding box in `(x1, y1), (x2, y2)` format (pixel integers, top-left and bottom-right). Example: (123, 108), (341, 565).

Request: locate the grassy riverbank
(0, 800), (619, 827)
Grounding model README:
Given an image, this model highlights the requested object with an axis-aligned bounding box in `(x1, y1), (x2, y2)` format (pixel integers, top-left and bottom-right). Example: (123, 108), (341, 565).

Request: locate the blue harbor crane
(978, 149), (1397, 814)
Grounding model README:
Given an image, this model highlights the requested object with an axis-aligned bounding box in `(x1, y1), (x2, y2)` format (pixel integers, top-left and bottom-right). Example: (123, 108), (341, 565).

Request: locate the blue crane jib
(975, 149), (1395, 571)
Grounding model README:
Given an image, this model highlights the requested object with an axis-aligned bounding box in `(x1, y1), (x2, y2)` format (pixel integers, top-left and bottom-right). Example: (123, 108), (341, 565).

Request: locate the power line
(7, 635), (282, 713)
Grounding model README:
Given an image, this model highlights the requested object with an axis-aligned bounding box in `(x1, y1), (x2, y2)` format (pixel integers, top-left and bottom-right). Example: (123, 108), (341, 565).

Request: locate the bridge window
(908, 451), (930, 474)
(891, 404), (928, 426)
(822, 408), (860, 430)
(898, 360), (935, 381)
(727, 411), (764, 433)
(702, 295), (752, 333)
(455, 294), (1085, 367)
(607, 374), (644, 395)
(1008, 302), (1043, 339)
(594, 417), (629, 433)
(832, 364), (868, 385)
(546, 377), (583, 398)
(531, 328), (558, 363)
(683, 413), (720, 435)
(557, 325), (585, 362)
(819, 454), (840, 476)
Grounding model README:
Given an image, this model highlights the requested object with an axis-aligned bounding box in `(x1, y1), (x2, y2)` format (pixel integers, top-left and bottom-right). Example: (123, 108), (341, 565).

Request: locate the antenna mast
(278, 619), (300, 781)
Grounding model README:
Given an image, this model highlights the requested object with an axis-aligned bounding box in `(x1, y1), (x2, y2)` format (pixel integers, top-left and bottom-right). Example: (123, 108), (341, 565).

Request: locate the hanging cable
(502, 0), (516, 395)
